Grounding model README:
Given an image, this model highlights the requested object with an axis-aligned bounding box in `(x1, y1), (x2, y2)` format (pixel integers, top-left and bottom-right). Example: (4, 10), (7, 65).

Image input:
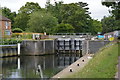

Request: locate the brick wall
(0, 21), (11, 37)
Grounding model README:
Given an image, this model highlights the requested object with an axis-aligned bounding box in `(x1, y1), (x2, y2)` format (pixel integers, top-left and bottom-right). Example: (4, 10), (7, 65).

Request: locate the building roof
(0, 15), (11, 21)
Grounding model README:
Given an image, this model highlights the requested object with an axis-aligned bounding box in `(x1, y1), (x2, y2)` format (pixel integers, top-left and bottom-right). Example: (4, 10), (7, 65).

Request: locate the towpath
(52, 54), (94, 78)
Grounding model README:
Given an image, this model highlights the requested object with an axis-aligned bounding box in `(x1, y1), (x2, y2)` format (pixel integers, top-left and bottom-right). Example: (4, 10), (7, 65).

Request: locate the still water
(1, 53), (81, 78)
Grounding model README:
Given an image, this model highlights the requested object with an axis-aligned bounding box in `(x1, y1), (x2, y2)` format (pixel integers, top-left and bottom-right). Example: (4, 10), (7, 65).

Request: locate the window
(5, 30), (10, 35)
(5, 21), (9, 29)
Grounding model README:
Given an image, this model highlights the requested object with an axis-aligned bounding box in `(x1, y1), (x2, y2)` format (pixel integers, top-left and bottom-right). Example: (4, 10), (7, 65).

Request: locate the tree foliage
(53, 23), (74, 33)
(28, 11), (58, 33)
(91, 20), (102, 34)
(14, 2), (41, 31)
(101, 0), (120, 33)
(46, 2), (92, 33)
(1, 1), (106, 34)
(2, 7), (16, 28)
(18, 2), (41, 14)
(102, 1), (120, 20)
(101, 16), (119, 33)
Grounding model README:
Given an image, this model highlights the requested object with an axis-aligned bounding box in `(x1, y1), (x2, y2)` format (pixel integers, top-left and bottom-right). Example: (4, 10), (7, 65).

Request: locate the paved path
(52, 54), (94, 78)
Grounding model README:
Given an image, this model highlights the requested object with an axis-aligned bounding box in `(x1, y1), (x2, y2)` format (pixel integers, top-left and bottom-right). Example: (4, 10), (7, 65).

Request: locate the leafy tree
(101, 16), (118, 33)
(53, 23), (74, 33)
(14, 13), (29, 31)
(46, 2), (92, 33)
(46, 1), (63, 23)
(2, 7), (16, 28)
(91, 20), (102, 34)
(18, 2), (41, 14)
(14, 2), (41, 31)
(102, 1), (120, 20)
(102, 0), (120, 32)
(61, 3), (91, 33)
(28, 11), (58, 33)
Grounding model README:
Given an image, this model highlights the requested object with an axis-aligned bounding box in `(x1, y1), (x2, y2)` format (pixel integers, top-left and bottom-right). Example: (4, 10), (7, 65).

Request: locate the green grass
(118, 41), (120, 56)
(68, 42), (118, 78)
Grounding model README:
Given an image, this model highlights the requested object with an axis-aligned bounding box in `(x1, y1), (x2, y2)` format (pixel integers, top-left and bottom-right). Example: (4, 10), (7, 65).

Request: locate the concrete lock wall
(89, 40), (110, 54)
(82, 40), (88, 56)
(21, 40), (55, 55)
(0, 47), (17, 57)
(21, 40), (110, 56)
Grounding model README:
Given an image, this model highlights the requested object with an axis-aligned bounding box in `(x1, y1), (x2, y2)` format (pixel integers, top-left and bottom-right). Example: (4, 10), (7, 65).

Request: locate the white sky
(0, 0), (111, 21)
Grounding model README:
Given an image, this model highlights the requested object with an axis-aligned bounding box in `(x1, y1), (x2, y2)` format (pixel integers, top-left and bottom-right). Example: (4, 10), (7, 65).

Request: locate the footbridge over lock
(49, 33), (91, 40)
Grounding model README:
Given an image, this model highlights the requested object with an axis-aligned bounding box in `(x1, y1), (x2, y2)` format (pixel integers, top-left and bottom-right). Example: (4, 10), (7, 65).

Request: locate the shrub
(12, 28), (23, 33)
(53, 23), (74, 33)
(0, 39), (22, 45)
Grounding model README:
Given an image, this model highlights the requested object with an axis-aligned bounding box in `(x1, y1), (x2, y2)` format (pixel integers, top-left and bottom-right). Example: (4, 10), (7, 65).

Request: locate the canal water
(1, 53), (81, 78)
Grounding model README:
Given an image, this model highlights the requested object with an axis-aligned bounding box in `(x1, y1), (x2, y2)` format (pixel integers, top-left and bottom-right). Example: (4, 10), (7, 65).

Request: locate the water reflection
(2, 53), (81, 78)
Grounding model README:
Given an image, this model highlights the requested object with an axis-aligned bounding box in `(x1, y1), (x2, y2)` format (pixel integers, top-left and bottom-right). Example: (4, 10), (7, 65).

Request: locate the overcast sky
(0, 0), (111, 21)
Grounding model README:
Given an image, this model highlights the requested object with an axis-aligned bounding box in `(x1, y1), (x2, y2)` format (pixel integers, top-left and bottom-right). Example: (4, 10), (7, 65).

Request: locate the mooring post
(17, 58), (20, 69)
(18, 43), (20, 56)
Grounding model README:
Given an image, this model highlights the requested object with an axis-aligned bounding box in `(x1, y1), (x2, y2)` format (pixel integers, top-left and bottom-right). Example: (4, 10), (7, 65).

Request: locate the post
(43, 40), (45, 54)
(74, 40), (76, 53)
(79, 40), (81, 53)
(86, 40), (89, 54)
(18, 43), (20, 56)
(18, 58), (20, 69)
(57, 40), (59, 53)
(33, 34), (35, 40)
(38, 65), (43, 78)
(53, 40), (54, 53)
(64, 40), (65, 53)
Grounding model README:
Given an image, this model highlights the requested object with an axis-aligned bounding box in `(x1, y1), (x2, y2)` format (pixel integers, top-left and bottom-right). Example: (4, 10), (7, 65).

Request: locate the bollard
(18, 43), (20, 56)
(77, 63), (80, 66)
(69, 68), (73, 72)
(82, 60), (84, 62)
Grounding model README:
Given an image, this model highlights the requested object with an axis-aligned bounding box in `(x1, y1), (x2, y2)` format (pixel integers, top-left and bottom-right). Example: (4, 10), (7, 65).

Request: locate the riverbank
(68, 42), (118, 78)
(52, 54), (94, 78)
(52, 42), (118, 78)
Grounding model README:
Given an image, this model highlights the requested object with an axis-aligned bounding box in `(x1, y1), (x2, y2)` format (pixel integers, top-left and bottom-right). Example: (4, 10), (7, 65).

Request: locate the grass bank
(68, 42), (118, 78)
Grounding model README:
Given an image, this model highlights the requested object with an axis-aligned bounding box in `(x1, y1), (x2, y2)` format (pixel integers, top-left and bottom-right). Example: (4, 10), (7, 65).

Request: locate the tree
(14, 13), (29, 31)
(102, 1), (120, 20)
(46, 2), (92, 33)
(101, 16), (116, 33)
(102, 0), (120, 32)
(18, 2), (41, 14)
(46, 1), (63, 23)
(14, 2), (41, 31)
(53, 23), (74, 33)
(2, 7), (16, 28)
(28, 11), (58, 33)
(61, 3), (91, 33)
(91, 20), (102, 34)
